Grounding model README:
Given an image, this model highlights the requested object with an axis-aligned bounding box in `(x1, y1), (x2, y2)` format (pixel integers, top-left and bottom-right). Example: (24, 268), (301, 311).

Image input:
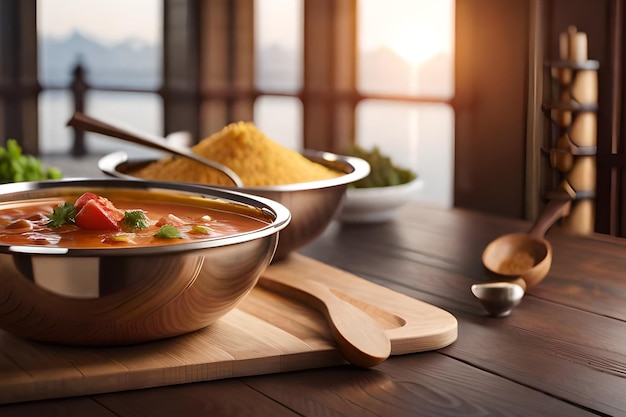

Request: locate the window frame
(184, 0), (453, 151)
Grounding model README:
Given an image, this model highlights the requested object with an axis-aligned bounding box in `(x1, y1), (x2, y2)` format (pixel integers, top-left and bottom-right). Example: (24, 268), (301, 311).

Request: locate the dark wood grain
(244, 353), (596, 417)
(94, 380), (299, 417)
(0, 398), (116, 417)
(301, 205), (626, 417)
(4, 200), (626, 416)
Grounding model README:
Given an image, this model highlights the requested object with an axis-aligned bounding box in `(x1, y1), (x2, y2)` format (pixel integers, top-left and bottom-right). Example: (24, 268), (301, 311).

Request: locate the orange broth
(0, 195), (270, 249)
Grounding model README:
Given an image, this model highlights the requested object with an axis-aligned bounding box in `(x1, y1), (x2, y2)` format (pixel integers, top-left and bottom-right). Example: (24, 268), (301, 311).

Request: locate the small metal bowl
(98, 150), (370, 260)
(0, 179), (290, 346)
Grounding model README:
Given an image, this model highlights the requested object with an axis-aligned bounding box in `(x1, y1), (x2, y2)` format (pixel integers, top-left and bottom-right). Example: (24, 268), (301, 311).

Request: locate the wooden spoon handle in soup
(66, 111), (244, 187)
(528, 199), (572, 239)
(258, 273), (391, 368)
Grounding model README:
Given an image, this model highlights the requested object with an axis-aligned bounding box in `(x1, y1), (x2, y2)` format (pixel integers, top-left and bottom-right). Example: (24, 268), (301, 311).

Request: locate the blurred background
(13, 0), (456, 208)
(0, 0), (623, 234)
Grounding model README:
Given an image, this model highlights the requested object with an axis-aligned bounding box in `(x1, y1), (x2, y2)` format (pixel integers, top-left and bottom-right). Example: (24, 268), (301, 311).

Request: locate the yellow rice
(131, 122), (343, 186)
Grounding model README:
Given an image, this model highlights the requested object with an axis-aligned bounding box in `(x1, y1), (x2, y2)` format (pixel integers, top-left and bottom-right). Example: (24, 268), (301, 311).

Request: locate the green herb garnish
(154, 224), (181, 239)
(0, 139), (63, 184)
(47, 202), (76, 228)
(121, 210), (150, 231)
(345, 145), (416, 188)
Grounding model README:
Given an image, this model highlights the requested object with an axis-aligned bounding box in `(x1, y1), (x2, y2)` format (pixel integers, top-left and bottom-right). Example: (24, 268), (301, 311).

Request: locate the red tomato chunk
(74, 192), (100, 211)
(75, 198), (123, 230)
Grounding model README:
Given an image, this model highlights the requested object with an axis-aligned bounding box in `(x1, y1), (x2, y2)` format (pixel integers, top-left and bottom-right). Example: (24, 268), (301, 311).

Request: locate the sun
(359, 0), (454, 67)
(386, 11), (452, 66)
(388, 29), (446, 66)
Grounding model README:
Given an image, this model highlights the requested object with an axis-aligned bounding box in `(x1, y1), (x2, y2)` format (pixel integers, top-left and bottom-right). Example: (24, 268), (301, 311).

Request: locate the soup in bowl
(0, 179), (290, 346)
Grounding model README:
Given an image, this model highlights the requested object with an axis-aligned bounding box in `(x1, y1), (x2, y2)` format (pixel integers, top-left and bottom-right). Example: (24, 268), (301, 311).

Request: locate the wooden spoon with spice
(481, 199), (571, 289)
(473, 199), (571, 317)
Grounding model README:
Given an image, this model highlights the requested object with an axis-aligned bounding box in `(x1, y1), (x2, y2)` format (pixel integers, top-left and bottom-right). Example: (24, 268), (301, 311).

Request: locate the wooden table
(2, 174), (626, 416)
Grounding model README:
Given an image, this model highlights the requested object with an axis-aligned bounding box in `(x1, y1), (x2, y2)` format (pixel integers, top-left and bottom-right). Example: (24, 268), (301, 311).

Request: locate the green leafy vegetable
(121, 210), (150, 231)
(345, 145), (417, 188)
(47, 202), (76, 228)
(154, 224), (181, 239)
(0, 139), (63, 184)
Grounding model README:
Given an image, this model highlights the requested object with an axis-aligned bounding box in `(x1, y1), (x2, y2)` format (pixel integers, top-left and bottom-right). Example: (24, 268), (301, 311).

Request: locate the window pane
(37, 0), (162, 155)
(358, 0), (454, 97)
(356, 100), (454, 207)
(38, 90), (163, 156)
(254, 96), (302, 150)
(357, 0), (454, 207)
(84, 91), (163, 156)
(38, 90), (74, 154)
(254, 0), (303, 92)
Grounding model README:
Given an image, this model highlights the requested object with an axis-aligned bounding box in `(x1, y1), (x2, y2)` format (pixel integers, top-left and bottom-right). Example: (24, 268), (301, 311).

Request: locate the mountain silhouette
(39, 31), (160, 89)
(39, 30), (451, 97)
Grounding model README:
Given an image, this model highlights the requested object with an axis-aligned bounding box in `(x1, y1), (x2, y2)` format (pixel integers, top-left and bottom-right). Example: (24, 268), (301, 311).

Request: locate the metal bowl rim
(98, 149), (371, 192)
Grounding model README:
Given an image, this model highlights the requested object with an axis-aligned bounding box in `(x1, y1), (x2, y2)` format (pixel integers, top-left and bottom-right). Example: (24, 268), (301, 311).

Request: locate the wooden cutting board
(0, 254), (457, 404)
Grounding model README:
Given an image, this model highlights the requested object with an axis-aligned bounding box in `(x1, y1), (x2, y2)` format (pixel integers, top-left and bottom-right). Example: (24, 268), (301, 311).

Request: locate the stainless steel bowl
(98, 150), (370, 260)
(0, 179), (290, 346)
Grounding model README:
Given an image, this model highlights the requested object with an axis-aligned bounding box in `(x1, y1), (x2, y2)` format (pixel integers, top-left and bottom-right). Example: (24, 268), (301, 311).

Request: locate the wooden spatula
(258, 271), (391, 367)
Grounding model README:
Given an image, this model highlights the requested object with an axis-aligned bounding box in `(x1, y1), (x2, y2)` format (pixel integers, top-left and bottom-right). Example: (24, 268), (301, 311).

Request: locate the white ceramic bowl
(337, 178), (423, 223)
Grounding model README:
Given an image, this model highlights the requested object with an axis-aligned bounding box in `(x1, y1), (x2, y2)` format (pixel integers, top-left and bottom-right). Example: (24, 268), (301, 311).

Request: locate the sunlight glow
(386, 19), (449, 66)
(359, 0), (453, 66)
(37, 0), (161, 45)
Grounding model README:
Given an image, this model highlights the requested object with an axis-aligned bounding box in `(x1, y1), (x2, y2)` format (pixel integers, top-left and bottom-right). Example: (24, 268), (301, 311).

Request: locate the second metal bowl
(99, 150), (370, 260)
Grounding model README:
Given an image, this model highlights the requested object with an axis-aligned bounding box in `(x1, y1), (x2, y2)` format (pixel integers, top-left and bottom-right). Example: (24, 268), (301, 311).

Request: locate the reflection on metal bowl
(98, 149), (370, 260)
(0, 179), (290, 346)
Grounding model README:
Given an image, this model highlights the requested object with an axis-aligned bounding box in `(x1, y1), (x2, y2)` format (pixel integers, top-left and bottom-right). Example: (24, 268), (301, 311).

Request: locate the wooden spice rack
(542, 26), (598, 234)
